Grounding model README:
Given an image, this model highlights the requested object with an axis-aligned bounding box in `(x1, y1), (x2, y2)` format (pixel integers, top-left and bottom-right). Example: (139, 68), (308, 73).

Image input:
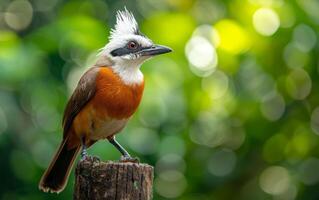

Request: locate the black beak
(140, 45), (172, 56)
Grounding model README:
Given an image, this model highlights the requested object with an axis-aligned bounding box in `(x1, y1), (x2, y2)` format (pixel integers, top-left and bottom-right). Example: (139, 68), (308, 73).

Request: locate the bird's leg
(108, 136), (139, 163)
(108, 136), (131, 157)
(80, 137), (88, 160)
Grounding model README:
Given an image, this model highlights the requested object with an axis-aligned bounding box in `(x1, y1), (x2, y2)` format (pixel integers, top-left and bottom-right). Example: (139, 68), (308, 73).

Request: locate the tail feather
(39, 137), (80, 193)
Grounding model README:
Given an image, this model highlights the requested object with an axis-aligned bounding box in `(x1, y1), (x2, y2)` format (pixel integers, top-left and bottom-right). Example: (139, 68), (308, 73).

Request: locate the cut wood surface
(73, 157), (154, 200)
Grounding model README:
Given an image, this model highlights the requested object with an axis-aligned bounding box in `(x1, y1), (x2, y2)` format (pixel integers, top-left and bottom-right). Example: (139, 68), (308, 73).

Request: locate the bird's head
(100, 8), (172, 70)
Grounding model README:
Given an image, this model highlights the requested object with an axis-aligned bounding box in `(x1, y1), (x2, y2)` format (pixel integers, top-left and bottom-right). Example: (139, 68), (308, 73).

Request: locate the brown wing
(62, 67), (100, 138)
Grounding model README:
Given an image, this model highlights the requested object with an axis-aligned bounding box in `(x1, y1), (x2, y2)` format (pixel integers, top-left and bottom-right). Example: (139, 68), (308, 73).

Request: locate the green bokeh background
(1, 0), (319, 199)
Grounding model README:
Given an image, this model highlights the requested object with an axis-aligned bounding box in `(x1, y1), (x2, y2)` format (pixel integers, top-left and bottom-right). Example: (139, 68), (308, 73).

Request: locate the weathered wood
(73, 157), (153, 200)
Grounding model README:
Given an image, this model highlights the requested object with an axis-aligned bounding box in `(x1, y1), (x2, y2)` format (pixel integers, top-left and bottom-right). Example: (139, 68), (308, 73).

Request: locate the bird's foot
(81, 155), (101, 163)
(120, 155), (139, 163)
(80, 151), (100, 162)
(81, 155), (89, 161)
(80, 150), (88, 161)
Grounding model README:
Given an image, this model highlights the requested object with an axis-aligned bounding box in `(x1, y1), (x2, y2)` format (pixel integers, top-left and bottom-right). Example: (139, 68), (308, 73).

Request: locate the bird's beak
(140, 45), (172, 56)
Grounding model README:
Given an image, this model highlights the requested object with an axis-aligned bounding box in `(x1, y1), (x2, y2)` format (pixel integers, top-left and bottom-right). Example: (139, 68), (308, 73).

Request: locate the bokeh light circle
(260, 91), (285, 121)
(189, 112), (227, 148)
(155, 170), (187, 198)
(185, 35), (218, 77)
(259, 166), (291, 195)
(4, 0), (33, 31)
(253, 8), (280, 36)
(285, 68), (312, 100)
(293, 24), (317, 52)
(207, 149), (236, 177)
(202, 70), (229, 100)
(186, 36), (214, 68)
(284, 43), (309, 68)
(156, 154), (186, 174)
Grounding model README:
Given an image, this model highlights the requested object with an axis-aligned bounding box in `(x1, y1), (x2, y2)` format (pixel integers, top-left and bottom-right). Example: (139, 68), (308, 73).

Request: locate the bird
(38, 8), (172, 193)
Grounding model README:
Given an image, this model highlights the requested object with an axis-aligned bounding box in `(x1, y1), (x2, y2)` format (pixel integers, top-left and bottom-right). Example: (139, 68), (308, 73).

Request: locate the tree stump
(73, 157), (154, 200)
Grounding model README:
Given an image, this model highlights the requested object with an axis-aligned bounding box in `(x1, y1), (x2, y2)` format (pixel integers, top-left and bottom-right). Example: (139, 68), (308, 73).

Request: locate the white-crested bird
(39, 8), (172, 193)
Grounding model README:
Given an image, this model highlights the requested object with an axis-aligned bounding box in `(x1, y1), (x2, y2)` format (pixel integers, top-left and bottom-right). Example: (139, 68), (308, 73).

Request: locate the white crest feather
(110, 8), (139, 40)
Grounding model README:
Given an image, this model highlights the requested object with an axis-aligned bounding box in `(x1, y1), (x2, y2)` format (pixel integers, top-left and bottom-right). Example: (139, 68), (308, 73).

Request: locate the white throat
(111, 61), (144, 86)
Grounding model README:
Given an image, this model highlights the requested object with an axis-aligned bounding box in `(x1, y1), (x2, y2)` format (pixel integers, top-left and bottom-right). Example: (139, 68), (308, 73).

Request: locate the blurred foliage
(1, 0), (319, 199)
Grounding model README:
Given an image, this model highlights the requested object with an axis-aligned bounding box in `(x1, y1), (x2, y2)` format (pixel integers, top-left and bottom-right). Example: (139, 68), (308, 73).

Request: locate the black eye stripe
(111, 47), (133, 56)
(111, 41), (145, 57)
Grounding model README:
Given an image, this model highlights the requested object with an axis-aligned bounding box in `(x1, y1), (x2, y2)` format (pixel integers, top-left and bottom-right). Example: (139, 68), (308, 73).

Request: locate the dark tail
(39, 137), (80, 193)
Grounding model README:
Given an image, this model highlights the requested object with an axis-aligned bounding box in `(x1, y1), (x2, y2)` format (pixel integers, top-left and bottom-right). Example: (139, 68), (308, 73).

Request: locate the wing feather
(62, 67), (100, 138)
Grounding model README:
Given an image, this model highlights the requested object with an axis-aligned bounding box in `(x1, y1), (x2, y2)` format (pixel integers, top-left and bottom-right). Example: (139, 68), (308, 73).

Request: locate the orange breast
(92, 67), (144, 119)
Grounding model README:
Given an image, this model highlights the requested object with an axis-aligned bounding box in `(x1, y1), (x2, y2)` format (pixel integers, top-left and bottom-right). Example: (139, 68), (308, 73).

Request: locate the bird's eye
(127, 41), (138, 49)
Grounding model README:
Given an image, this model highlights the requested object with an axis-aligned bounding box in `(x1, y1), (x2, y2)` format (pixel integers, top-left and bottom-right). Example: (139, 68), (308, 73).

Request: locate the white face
(98, 8), (172, 85)
(99, 8), (151, 68)
(105, 34), (154, 67)
(100, 9), (171, 69)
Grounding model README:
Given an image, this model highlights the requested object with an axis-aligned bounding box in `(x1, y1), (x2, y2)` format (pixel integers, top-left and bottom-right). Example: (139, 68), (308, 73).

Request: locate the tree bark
(73, 157), (154, 200)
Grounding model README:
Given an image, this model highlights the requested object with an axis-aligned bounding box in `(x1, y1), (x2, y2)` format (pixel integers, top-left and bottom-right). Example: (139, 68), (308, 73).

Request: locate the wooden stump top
(73, 157), (154, 200)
